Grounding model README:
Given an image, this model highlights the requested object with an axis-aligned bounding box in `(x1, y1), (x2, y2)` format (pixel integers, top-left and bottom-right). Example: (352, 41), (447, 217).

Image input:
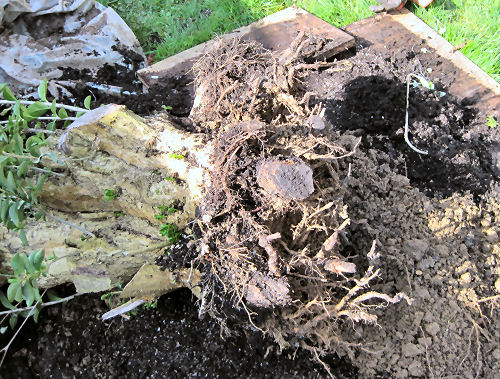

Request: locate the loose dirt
(2, 24), (499, 379)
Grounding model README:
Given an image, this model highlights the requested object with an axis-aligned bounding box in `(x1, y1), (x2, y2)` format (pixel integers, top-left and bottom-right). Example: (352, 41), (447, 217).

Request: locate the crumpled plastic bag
(0, 0), (145, 97)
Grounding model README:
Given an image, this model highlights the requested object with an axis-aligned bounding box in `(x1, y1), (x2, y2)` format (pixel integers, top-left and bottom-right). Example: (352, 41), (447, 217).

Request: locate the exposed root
(312, 347), (335, 379)
(186, 34), (410, 363)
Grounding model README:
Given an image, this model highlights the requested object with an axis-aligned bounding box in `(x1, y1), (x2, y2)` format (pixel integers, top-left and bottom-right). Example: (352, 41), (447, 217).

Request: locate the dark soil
(2, 288), (356, 378)
(321, 74), (497, 200)
(61, 48), (194, 117)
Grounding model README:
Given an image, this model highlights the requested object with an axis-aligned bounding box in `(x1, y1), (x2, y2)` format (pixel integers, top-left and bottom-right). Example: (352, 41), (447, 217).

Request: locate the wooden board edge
(137, 7), (309, 86)
(137, 6), (354, 88)
(390, 9), (500, 96)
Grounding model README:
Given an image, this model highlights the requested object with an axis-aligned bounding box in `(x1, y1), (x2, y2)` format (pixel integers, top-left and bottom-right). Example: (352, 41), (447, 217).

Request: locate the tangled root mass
(187, 34), (410, 357)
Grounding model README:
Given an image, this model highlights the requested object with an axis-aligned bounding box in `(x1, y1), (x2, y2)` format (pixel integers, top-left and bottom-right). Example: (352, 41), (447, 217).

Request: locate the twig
(313, 347), (335, 379)
(0, 100), (87, 114)
(1, 152), (39, 161)
(476, 294), (499, 303)
(1, 117), (77, 124)
(0, 293), (82, 316)
(44, 213), (95, 238)
(0, 289), (47, 367)
(25, 128), (56, 134)
(110, 241), (172, 256)
(6, 165), (65, 177)
(215, 81), (239, 108)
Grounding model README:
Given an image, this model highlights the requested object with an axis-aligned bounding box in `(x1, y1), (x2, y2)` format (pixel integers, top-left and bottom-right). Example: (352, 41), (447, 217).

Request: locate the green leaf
(19, 229), (28, 246)
(2, 85), (17, 101)
(50, 100), (57, 117)
(159, 223), (181, 243)
(26, 135), (43, 157)
(84, 95), (91, 110)
(416, 76), (434, 90)
(36, 174), (46, 193)
(47, 290), (62, 302)
(9, 314), (18, 329)
(14, 282), (23, 303)
(13, 101), (21, 117)
(38, 79), (48, 102)
(9, 203), (20, 227)
(29, 249), (36, 265)
(0, 291), (15, 310)
(23, 282), (35, 306)
(7, 281), (21, 302)
(104, 189), (118, 201)
(23, 110), (35, 122)
(27, 102), (50, 118)
(13, 132), (24, 154)
(0, 326), (7, 334)
(47, 120), (56, 131)
(28, 146), (41, 158)
(6, 171), (17, 193)
(31, 250), (44, 270)
(0, 167), (6, 188)
(11, 252), (24, 276)
(26, 135), (42, 147)
(1, 198), (9, 223)
(33, 307), (40, 323)
(58, 108), (68, 119)
(33, 281), (42, 303)
(21, 253), (35, 274)
(17, 159), (31, 177)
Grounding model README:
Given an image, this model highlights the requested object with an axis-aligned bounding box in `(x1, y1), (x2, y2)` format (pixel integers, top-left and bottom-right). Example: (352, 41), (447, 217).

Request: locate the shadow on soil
(323, 75), (498, 200)
(1, 288), (357, 378)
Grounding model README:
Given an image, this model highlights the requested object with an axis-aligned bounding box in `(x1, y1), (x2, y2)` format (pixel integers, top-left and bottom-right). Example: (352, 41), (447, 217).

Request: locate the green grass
(410, 0), (500, 82)
(99, 0), (499, 82)
(98, 0), (377, 59)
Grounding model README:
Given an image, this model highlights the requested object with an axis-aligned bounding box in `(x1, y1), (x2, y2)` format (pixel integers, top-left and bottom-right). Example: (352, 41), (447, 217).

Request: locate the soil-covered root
(185, 34), (411, 358)
(190, 33), (333, 128)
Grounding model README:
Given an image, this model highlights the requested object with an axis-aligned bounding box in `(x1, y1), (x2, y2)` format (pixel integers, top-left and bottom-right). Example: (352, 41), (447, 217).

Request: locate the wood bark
(0, 105), (210, 293)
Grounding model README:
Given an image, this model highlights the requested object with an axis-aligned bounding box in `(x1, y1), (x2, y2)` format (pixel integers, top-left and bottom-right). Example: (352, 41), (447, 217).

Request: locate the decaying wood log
(0, 105), (211, 293)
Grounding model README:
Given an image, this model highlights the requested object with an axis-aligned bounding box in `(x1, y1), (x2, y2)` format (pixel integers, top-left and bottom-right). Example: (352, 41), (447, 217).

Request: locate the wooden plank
(345, 9), (500, 113)
(137, 6), (354, 88)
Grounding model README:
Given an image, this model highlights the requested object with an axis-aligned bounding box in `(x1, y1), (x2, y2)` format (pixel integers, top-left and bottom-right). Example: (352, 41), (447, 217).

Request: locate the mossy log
(0, 105), (210, 294)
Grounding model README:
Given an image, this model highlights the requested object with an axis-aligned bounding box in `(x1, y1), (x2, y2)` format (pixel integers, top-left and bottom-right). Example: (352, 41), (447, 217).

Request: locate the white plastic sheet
(0, 0), (145, 96)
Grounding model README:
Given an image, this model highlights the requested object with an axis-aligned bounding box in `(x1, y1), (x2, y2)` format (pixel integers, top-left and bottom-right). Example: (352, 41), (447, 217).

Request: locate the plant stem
(25, 128), (55, 134)
(0, 100), (87, 114)
(1, 117), (78, 125)
(37, 117), (77, 121)
(1, 152), (39, 161)
(404, 74), (429, 155)
(0, 293), (81, 316)
(0, 289), (46, 367)
(6, 165), (65, 177)
(44, 213), (96, 238)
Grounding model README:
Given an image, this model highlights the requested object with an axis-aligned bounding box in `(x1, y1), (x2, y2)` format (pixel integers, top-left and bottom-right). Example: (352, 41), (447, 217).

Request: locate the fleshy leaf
(38, 79), (48, 102)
